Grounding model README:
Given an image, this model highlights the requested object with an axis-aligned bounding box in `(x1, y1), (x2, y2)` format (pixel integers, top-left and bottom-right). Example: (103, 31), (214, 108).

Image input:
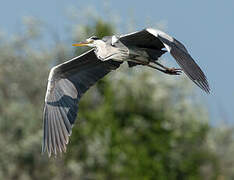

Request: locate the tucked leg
(130, 59), (182, 75)
(147, 64), (182, 75)
(154, 61), (182, 72)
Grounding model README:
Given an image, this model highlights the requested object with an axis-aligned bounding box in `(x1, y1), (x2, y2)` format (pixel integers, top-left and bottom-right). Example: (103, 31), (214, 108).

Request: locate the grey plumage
(147, 28), (209, 93)
(42, 49), (122, 156)
(42, 28), (210, 156)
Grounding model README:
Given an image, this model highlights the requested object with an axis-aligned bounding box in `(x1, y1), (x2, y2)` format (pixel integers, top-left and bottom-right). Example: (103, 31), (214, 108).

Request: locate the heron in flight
(42, 28), (210, 156)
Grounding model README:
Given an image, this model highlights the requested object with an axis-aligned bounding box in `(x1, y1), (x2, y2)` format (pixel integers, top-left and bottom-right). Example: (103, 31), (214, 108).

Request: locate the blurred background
(0, 0), (233, 179)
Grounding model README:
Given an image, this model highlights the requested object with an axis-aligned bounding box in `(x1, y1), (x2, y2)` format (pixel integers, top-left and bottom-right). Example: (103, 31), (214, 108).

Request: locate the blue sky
(0, 0), (233, 123)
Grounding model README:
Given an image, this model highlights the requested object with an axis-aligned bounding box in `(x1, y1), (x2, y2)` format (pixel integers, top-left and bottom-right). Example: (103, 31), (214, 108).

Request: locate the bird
(42, 28), (210, 156)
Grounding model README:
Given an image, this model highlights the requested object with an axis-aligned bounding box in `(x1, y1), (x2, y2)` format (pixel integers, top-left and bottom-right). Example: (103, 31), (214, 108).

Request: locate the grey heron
(42, 28), (210, 156)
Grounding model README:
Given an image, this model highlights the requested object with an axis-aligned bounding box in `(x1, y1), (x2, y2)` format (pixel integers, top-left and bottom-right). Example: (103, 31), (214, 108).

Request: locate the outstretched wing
(119, 28), (210, 93)
(42, 49), (122, 156)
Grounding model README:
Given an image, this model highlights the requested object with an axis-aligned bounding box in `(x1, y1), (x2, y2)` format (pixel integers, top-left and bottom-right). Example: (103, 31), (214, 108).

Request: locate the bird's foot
(165, 68), (183, 75)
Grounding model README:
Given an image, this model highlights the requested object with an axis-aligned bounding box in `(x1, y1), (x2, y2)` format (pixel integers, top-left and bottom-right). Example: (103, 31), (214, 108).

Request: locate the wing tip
(203, 87), (211, 94)
(42, 102), (72, 157)
(41, 139), (68, 157)
(193, 78), (210, 94)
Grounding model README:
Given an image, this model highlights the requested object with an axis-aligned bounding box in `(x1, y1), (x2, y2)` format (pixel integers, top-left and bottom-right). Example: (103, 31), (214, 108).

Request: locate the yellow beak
(72, 42), (90, 47)
(72, 40), (94, 47)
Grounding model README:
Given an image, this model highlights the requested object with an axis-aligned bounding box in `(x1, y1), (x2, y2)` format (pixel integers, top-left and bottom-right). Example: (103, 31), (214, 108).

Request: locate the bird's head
(72, 36), (101, 48)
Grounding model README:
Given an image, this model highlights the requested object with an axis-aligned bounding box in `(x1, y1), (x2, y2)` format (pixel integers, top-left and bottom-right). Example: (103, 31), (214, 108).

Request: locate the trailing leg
(147, 64), (182, 75)
(130, 59), (182, 75)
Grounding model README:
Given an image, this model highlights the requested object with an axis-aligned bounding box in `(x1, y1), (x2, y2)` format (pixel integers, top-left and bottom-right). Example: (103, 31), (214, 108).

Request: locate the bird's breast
(95, 45), (129, 61)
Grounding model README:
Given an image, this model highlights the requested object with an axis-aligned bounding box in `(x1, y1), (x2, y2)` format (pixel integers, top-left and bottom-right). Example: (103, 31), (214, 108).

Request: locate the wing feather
(42, 49), (122, 156)
(120, 28), (210, 93)
(53, 112), (62, 153)
(170, 45), (210, 92)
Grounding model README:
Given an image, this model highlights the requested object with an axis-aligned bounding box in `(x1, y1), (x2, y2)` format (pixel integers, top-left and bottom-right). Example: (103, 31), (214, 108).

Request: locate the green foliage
(0, 15), (229, 180)
(66, 66), (219, 180)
